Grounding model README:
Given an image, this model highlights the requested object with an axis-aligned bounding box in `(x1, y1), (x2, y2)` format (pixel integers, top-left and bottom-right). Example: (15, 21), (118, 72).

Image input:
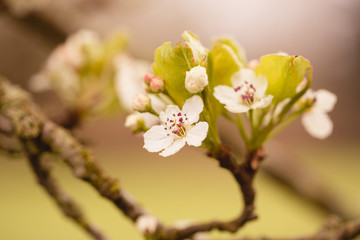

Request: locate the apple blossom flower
(185, 66), (208, 93)
(143, 95), (209, 157)
(300, 89), (337, 139)
(136, 215), (158, 235)
(214, 68), (273, 113)
(29, 29), (101, 104)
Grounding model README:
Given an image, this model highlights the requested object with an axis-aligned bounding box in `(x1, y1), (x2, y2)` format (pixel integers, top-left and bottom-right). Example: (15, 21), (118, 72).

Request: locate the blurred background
(0, 0), (359, 239)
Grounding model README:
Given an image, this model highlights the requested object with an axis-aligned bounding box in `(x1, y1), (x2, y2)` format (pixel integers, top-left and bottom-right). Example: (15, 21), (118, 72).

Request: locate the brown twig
(235, 217), (360, 240)
(21, 138), (109, 240)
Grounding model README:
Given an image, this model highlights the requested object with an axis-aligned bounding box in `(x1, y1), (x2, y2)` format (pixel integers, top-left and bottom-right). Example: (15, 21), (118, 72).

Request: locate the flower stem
(236, 113), (250, 149)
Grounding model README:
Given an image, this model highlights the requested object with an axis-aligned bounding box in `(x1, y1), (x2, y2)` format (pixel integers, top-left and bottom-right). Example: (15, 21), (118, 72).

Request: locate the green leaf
(206, 41), (243, 116)
(152, 42), (195, 105)
(216, 38), (247, 67)
(181, 31), (208, 65)
(207, 41), (242, 89)
(255, 54), (311, 102)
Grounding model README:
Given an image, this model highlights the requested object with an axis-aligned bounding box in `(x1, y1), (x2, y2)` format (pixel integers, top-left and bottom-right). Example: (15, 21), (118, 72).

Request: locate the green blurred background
(1, 0), (360, 239)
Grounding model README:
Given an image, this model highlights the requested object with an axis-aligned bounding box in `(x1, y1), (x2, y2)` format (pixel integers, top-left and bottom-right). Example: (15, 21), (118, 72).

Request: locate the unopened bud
(136, 215), (158, 235)
(132, 94), (151, 112)
(125, 114), (145, 132)
(149, 77), (165, 93)
(185, 66), (208, 93)
(144, 73), (154, 84)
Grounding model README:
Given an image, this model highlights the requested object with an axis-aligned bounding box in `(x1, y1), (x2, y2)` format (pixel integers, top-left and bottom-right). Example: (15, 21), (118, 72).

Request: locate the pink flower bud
(149, 77), (165, 93)
(132, 94), (151, 112)
(144, 73), (154, 84)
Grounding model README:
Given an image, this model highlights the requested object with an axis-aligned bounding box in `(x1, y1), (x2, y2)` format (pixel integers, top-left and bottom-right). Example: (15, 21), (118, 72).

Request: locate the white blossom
(185, 66), (208, 93)
(214, 68), (273, 113)
(300, 89), (337, 139)
(29, 29), (100, 103)
(143, 95), (209, 157)
(136, 215), (158, 235)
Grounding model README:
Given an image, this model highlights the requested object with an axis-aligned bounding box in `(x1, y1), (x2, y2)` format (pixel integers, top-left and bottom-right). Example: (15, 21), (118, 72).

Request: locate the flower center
(234, 80), (256, 106)
(163, 112), (189, 139)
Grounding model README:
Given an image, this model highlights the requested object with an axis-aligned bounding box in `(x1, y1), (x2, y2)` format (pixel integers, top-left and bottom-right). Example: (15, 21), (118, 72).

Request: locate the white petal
(315, 89), (337, 113)
(144, 125), (173, 152)
(186, 122), (209, 147)
(182, 95), (204, 124)
(140, 113), (160, 128)
(160, 138), (186, 157)
(239, 68), (256, 83)
(136, 215), (158, 234)
(252, 95), (273, 109)
(214, 85), (239, 106)
(148, 94), (166, 114)
(160, 105), (181, 122)
(230, 71), (243, 87)
(225, 104), (250, 113)
(302, 110), (333, 139)
(253, 74), (268, 97)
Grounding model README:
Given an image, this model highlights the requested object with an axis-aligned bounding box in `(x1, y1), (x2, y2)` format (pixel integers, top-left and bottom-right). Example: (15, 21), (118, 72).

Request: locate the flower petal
(140, 113), (160, 128)
(225, 104), (250, 113)
(160, 105), (181, 122)
(144, 125), (173, 152)
(160, 138), (186, 157)
(252, 95), (273, 109)
(214, 85), (238, 106)
(182, 95), (204, 124)
(231, 69), (256, 87)
(302, 110), (333, 139)
(186, 121), (209, 147)
(148, 94), (166, 114)
(315, 89), (337, 113)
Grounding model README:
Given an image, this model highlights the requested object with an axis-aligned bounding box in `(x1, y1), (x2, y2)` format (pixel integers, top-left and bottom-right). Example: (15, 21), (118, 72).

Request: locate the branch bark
(235, 217), (360, 240)
(22, 138), (109, 240)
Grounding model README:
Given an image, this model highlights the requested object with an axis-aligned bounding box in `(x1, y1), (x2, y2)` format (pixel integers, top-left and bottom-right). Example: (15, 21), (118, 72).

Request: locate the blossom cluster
(30, 29), (130, 117)
(125, 31), (336, 157)
(32, 30), (337, 157)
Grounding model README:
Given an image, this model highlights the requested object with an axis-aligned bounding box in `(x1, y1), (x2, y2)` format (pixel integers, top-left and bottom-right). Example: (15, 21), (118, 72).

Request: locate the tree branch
(21, 138), (109, 240)
(235, 217), (360, 240)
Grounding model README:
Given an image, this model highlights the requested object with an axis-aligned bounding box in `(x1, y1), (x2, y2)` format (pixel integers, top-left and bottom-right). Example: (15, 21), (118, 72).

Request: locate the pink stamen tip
(234, 86), (241, 92)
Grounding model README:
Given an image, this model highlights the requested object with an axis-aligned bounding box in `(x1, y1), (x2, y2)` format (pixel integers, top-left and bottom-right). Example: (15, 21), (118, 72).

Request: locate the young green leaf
(181, 31), (208, 65)
(207, 41), (242, 89)
(216, 38), (247, 67)
(255, 54), (311, 102)
(152, 42), (194, 105)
